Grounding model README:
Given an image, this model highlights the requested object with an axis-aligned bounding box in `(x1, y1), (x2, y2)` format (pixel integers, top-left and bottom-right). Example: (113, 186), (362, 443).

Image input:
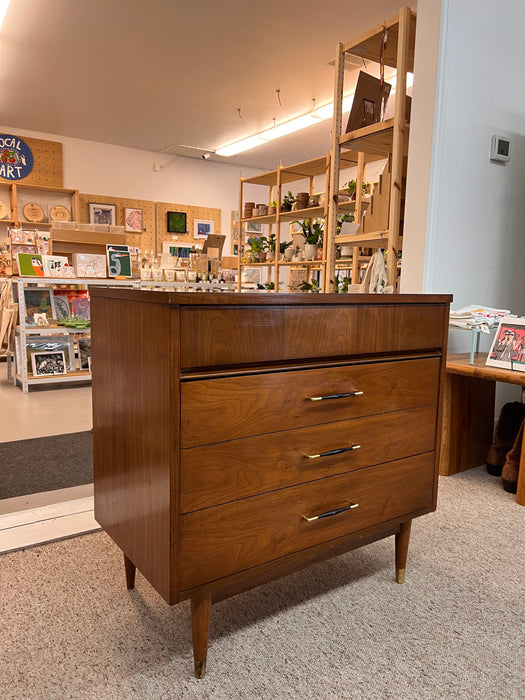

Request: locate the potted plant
(297, 279), (320, 293)
(297, 219), (323, 260)
(343, 180), (369, 200)
(248, 235), (267, 262)
(266, 233), (276, 261)
(268, 200), (277, 215)
(281, 191), (295, 212)
(280, 240), (293, 261)
(336, 212), (355, 257)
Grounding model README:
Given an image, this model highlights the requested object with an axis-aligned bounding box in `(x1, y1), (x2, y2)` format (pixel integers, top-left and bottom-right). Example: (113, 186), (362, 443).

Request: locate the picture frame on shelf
(89, 202), (117, 226)
(23, 287), (56, 320)
(194, 219), (214, 238)
(245, 221), (262, 234)
(124, 207), (143, 233)
(53, 294), (71, 321)
(167, 211), (187, 234)
(486, 317), (525, 373)
(106, 244), (132, 278)
(31, 350), (67, 377)
(17, 252), (44, 277)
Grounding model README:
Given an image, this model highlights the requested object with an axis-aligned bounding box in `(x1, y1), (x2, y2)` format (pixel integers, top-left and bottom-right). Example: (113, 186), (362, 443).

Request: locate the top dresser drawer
(179, 304), (446, 369)
(181, 357), (440, 447)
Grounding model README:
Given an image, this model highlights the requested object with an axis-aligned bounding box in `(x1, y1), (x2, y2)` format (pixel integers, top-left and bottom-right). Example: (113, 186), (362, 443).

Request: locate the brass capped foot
(396, 568), (405, 584)
(194, 660), (206, 678)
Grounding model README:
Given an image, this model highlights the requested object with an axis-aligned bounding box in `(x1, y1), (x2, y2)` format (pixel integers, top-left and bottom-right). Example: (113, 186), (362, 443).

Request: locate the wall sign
(0, 134), (34, 180)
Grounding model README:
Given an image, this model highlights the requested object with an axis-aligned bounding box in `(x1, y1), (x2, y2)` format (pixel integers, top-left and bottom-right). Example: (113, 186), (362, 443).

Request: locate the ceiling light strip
(216, 93), (356, 157)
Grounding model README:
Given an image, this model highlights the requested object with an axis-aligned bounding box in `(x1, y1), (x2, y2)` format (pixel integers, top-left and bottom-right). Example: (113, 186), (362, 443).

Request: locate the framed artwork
(106, 244), (132, 278)
(23, 287), (56, 320)
(167, 211), (187, 234)
(194, 219), (214, 238)
(89, 203), (117, 226)
(246, 221), (262, 234)
(17, 252), (44, 277)
(31, 350), (67, 376)
(53, 294), (71, 320)
(42, 255), (69, 277)
(486, 317), (525, 372)
(124, 207), (143, 233)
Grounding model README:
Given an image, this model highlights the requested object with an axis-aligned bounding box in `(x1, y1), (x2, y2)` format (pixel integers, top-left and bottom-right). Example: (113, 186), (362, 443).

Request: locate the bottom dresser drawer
(179, 452), (435, 590)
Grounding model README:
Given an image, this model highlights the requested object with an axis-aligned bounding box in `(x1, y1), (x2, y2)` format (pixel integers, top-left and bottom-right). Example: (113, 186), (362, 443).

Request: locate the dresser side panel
(91, 296), (174, 603)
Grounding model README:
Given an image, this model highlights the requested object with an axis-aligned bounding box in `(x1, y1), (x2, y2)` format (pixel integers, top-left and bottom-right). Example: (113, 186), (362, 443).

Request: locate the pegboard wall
(156, 201), (221, 253)
(79, 193), (156, 252)
(0, 135), (63, 187)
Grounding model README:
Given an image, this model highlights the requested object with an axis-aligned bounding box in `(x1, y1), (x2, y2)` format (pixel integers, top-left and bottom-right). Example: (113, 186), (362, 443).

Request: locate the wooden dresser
(90, 289), (451, 677)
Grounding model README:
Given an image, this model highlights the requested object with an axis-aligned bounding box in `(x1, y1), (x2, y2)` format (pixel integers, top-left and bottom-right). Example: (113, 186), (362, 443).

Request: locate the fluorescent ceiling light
(216, 93), (355, 157)
(0, 0), (10, 30)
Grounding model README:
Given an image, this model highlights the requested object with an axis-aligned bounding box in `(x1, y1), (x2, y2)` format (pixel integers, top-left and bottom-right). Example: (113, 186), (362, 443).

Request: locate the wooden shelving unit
(238, 155), (332, 292)
(325, 6), (416, 291)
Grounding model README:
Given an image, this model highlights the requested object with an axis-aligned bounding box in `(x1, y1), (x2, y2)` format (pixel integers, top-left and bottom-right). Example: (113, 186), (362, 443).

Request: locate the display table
(440, 353), (525, 505)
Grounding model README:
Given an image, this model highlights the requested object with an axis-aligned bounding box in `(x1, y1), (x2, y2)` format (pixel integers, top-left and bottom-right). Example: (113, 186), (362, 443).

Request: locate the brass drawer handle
(306, 391), (363, 402)
(305, 444), (361, 459)
(303, 502), (359, 522)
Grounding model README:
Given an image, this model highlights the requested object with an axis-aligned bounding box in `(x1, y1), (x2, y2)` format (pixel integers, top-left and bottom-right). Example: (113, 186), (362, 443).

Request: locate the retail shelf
(335, 230), (390, 248)
(17, 325), (91, 335)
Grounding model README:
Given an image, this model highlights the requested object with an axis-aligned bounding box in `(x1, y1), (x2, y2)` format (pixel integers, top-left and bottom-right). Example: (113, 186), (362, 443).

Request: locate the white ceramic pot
(304, 243), (318, 261)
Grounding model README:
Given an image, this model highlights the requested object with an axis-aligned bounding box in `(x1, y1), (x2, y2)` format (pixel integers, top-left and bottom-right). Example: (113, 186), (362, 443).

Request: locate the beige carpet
(0, 467), (523, 700)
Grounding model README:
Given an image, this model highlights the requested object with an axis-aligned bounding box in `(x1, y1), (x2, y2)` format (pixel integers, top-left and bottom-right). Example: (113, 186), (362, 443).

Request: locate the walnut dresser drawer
(181, 404), (437, 512)
(179, 452), (435, 591)
(181, 356), (440, 447)
(91, 289), (451, 677)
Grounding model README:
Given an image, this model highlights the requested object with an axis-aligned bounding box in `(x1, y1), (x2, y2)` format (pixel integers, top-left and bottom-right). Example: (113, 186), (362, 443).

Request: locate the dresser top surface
(89, 288), (452, 307)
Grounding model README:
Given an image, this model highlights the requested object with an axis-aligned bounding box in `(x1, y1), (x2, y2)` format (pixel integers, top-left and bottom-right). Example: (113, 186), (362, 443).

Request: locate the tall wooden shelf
(238, 155), (331, 292)
(325, 6), (416, 291)
(237, 151), (372, 292)
(237, 7), (415, 294)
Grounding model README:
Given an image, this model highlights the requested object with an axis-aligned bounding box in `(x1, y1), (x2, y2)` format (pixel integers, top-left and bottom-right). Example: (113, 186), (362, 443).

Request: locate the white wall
(0, 124), (264, 250)
(403, 0), (525, 323)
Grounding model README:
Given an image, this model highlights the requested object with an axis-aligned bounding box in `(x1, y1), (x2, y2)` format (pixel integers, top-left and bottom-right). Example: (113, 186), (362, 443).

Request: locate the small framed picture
(31, 350), (67, 376)
(23, 287), (56, 320)
(486, 317), (525, 372)
(167, 211), (187, 234)
(246, 221), (263, 234)
(124, 207), (143, 233)
(89, 203), (117, 226)
(194, 219), (214, 238)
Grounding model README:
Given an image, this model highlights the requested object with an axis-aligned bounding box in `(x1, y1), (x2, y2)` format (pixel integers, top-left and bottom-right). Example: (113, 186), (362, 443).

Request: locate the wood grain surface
(179, 453), (435, 590)
(181, 404), (437, 512)
(181, 357), (440, 446)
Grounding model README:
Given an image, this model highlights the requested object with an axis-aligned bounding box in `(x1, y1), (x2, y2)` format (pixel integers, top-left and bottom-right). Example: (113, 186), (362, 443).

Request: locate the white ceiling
(0, 0), (417, 172)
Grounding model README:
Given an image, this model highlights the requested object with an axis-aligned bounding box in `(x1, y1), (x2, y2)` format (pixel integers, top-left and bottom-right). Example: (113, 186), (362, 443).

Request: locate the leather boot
(486, 401), (525, 476)
(501, 419), (523, 494)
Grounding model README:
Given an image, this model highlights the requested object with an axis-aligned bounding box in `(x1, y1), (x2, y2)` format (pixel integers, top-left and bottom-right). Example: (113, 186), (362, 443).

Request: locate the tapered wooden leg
(395, 520), (412, 583)
(191, 592), (212, 678)
(123, 553), (136, 590)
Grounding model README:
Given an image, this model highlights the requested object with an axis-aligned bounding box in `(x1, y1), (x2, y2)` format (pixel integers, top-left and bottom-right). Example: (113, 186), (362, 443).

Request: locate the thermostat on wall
(490, 134), (511, 162)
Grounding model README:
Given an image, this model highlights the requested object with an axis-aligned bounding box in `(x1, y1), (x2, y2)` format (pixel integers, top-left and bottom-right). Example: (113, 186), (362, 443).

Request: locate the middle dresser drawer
(181, 404), (437, 512)
(181, 357), (440, 447)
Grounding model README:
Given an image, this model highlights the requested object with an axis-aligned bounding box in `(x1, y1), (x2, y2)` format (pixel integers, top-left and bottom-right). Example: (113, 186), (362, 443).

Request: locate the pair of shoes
(502, 419), (523, 494)
(486, 402), (525, 476)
